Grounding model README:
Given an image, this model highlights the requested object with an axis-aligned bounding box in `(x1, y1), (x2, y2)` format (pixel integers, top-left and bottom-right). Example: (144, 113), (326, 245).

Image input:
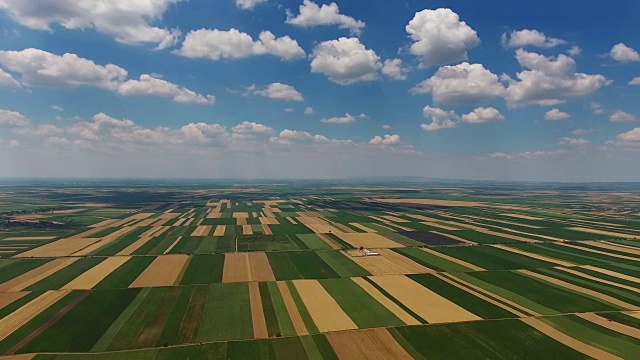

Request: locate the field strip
(316, 234), (341, 250)
(276, 281), (308, 335)
(248, 282), (268, 339)
(222, 253), (250, 283)
(173, 218), (185, 226)
(163, 236), (183, 254)
(371, 275), (482, 324)
(569, 227), (637, 239)
(625, 311), (640, 319)
(407, 214), (444, 222)
(500, 213), (544, 221)
(0, 354), (35, 360)
(442, 220), (544, 243)
(237, 217), (247, 225)
(350, 277), (420, 325)
(303, 222), (344, 234)
(73, 226), (136, 256)
(14, 238), (101, 258)
(353, 248), (433, 275)
(192, 226), (212, 237)
(0, 259), (68, 292)
(379, 215), (410, 223)
(212, 225), (226, 236)
(432, 273), (528, 317)
(259, 217), (279, 225)
(558, 243), (640, 262)
(421, 248), (485, 272)
(0, 290), (70, 342)
(431, 231), (476, 245)
(242, 225), (253, 235)
(62, 256), (132, 290)
(330, 222), (356, 233)
(579, 265), (640, 283)
(583, 241), (640, 256)
(2, 237), (57, 241)
(139, 226), (170, 239)
(248, 252), (276, 282)
(577, 313), (640, 339)
(286, 217), (297, 224)
(261, 224), (273, 235)
(67, 227), (105, 239)
(601, 241), (640, 250)
(349, 223), (377, 233)
(335, 232), (403, 249)
(183, 218), (194, 226)
(0, 292), (30, 311)
(129, 254), (189, 288)
(89, 219), (119, 228)
(117, 236), (154, 256)
(422, 222), (462, 231)
(4, 258), (80, 292)
(326, 328), (414, 360)
(293, 279), (357, 332)
(374, 198), (484, 207)
(492, 245), (575, 267)
(555, 267), (640, 293)
(462, 215), (543, 229)
(518, 270), (638, 310)
(520, 317), (621, 360)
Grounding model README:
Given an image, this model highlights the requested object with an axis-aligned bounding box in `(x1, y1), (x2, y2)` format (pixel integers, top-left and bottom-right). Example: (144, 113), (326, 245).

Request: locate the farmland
(0, 180), (639, 359)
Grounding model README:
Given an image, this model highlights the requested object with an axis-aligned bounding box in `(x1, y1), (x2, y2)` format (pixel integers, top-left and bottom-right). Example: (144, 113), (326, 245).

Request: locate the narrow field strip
(74, 226), (136, 256)
(518, 269), (638, 310)
(431, 231), (475, 244)
(558, 243), (640, 262)
(248, 282), (268, 339)
(163, 236), (183, 254)
(349, 223), (377, 233)
(275, 281), (308, 335)
(0, 292), (30, 311)
(520, 317), (621, 360)
(242, 225), (253, 235)
(577, 312), (640, 339)
(580, 265), (640, 283)
(326, 328), (414, 360)
(62, 256), (131, 290)
(334, 232), (403, 249)
(555, 267), (640, 293)
(14, 239), (101, 258)
(569, 227), (637, 239)
(421, 248), (485, 271)
(371, 275), (481, 324)
(292, 279), (358, 332)
(0, 258), (80, 292)
(345, 249), (433, 275)
(350, 277), (421, 325)
(583, 241), (640, 256)
(129, 255), (189, 288)
(213, 225), (226, 236)
(192, 226), (212, 237)
(0, 290), (70, 342)
(492, 245), (576, 267)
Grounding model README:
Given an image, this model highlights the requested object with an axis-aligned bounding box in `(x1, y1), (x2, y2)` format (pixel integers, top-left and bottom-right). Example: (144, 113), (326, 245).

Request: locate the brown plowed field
(326, 328), (414, 360)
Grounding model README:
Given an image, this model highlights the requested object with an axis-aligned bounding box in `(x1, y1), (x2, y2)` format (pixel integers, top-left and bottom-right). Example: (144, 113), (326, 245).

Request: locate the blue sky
(0, 0), (639, 180)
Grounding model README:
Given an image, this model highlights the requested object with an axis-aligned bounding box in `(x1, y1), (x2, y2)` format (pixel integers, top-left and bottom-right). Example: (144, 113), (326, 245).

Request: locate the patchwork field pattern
(0, 182), (639, 359)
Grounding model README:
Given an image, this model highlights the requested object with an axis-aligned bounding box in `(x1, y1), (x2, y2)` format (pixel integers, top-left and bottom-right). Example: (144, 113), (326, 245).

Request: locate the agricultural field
(0, 180), (639, 359)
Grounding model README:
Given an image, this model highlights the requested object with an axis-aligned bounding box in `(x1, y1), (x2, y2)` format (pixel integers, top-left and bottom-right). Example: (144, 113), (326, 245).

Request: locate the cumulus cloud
(382, 124), (392, 130)
(420, 106), (459, 131)
(461, 107), (504, 123)
(14, 123), (64, 137)
(235, 0), (266, 10)
(504, 49), (608, 107)
(0, 109), (30, 127)
(304, 107), (314, 115)
(310, 37), (381, 85)
(286, 0), (365, 36)
(0, 48), (214, 105)
(176, 29), (305, 61)
(381, 59), (409, 80)
(231, 121), (274, 135)
(559, 137), (589, 146)
(320, 113), (367, 124)
(269, 129), (354, 146)
(610, 43), (640, 63)
(589, 102), (605, 114)
(247, 83), (304, 101)
(629, 77), (640, 85)
(406, 8), (480, 68)
(614, 127), (640, 145)
(0, 68), (20, 88)
(610, 111), (636, 123)
(567, 46), (582, 57)
(369, 134), (400, 146)
(501, 29), (566, 48)
(412, 62), (505, 105)
(0, 0), (183, 49)
(544, 109), (571, 121)
(284, 108), (294, 113)
(50, 105), (64, 112)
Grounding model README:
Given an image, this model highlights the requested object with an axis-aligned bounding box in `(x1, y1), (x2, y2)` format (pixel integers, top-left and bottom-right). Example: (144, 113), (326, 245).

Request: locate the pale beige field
(191, 226), (212, 237)
(345, 249), (432, 275)
(261, 224), (273, 235)
(577, 312), (640, 339)
(371, 275), (482, 324)
(375, 198), (484, 207)
(117, 237), (154, 256)
(583, 241), (640, 256)
(276, 281), (308, 335)
(129, 255), (189, 288)
(0, 258), (79, 292)
(500, 213), (544, 221)
(0, 292), (29, 311)
(233, 212), (250, 218)
(421, 248), (485, 272)
(73, 226), (136, 256)
(349, 223), (377, 233)
(0, 290), (70, 342)
(242, 225), (253, 235)
(292, 279), (357, 332)
(2, 237), (57, 241)
(556, 267), (639, 293)
(259, 217), (279, 225)
(222, 252), (275, 283)
(580, 265), (640, 283)
(492, 245), (575, 267)
(569, 227), (637, 239)
(326, 328), (414, 360)
(163, 236), (183, 254)
(15, 238), (101, 258)
(334, 233), (402, 249)
(421, 222), (462, 231)
(379, 215), (410, 223)
(559, 243), (640, 262)
(62, 256), (131, 290)
(350, 277), (420, 325)
(248, 282), (268, 339)
(213, 225), (226, 236)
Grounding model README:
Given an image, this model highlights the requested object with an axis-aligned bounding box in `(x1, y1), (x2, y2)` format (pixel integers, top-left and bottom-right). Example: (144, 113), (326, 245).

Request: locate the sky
(0, 0), (639, 181)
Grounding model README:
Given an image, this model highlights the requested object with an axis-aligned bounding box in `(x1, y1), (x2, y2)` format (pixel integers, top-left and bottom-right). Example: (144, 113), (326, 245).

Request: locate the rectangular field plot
(397, 231), (468, 246)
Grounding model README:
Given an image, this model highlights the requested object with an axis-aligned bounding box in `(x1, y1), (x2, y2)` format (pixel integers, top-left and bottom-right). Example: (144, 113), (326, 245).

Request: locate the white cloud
(50, 105), (64, 112)
(286, 0), (365, 36)
(421, 106), (459, 131)
(284, 108), (294, 113)
(559, 137), (589, 146)
(117, 74), (215, 105)
(412, 62), (505, 104)
(610, 111), (636, 123)
(0, 68), (20, 88)
(382, 124), (392, 130)
(231, 121), (274, 135)
(610, 43), (640, 63)
(615, 127), (640, 145)
(248, 82), (304, 101)
(406, 8), (479, 68)
(0, 48), (214, 105)
(177, 29), (305, 61)
(0, 109), (30, 127)
(310, 37), (381, 85)
(369, 134), (400, 146)
(501, 29), (566, 48)
(14, 124), (64, 137)
(461, 107), (504, 123)
(0, 0), (183, 49)
(235, 0), (266, 10)
(504, 49), (608, 107)
(629, 77), (640, 85)
(544, 109), (571, 121)
(321, 113), (367, 124)
(589, 102), (605, 114)
(572, 128), (593, 135)
(486, 150), (565, 160)
(567, 46), (582, 57)
(304, 107), (314, 115)
(381, 59), (409, 80)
